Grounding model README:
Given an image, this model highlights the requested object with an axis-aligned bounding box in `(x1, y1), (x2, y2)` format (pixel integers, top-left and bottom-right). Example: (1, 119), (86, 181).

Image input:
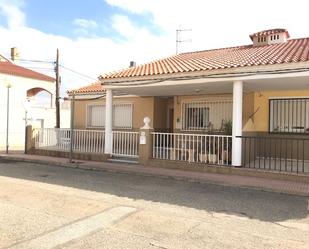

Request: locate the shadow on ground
(0, 159), (308, 223)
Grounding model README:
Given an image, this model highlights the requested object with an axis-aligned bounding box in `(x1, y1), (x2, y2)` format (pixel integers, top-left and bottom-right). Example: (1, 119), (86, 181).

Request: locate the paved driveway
(0, 159), (308, 249)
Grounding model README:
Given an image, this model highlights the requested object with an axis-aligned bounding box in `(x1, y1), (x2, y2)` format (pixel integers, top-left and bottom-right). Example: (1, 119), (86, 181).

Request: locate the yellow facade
(74, 90), (309, 133)
(74, 96), (155, 130)
(249, 89), (309, 132)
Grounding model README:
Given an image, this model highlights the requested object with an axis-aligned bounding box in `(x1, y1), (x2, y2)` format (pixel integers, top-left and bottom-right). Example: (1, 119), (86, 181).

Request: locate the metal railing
(34, 128), (105, 154)
(112, 131), (139, 158)
(239, 136), (309, 174)
(152, 132), (232, 165)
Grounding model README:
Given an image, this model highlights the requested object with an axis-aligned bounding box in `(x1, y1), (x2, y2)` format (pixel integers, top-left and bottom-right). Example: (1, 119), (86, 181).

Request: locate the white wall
(0, 73), (70, 151)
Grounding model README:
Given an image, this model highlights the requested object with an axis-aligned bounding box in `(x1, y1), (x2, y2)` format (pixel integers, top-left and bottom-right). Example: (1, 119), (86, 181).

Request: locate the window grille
(182, 100), (232, 131)
(87, 103), (132, 129)
(269, 98), (309, 133)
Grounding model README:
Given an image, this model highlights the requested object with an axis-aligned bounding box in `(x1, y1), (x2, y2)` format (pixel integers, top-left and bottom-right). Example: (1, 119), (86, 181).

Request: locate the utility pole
(55, 48), (60, 128)
(176, 28), (192, 54)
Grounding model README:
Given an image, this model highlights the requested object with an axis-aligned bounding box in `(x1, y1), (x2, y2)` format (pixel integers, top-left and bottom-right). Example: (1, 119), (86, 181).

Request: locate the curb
(1, 155), (309, 197)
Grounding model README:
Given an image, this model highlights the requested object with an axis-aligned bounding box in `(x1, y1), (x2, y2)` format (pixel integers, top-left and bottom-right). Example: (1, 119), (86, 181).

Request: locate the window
(182, 100), (232, 130)
(113, 103), (133, 129)
(269, 98), (309, 133)
(87, 103), (132, 129)
(87, 105), (105, 128)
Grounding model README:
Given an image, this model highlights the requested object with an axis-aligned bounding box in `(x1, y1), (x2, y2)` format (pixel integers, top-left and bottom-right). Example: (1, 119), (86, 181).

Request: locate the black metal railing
(238, 136), (309, 174)
(269, 98), (309, 134)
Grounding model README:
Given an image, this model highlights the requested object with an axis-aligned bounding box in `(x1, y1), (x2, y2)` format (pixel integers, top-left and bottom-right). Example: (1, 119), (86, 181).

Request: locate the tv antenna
(176, 28), (192, 54)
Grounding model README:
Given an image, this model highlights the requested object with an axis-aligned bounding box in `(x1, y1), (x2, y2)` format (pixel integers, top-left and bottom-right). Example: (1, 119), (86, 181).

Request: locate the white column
(104, 89), (113, 154)
(232, 80), (243, 166)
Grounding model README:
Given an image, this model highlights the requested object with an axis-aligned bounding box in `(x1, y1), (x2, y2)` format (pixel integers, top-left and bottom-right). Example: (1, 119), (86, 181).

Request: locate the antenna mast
(176, 28), (192, 54)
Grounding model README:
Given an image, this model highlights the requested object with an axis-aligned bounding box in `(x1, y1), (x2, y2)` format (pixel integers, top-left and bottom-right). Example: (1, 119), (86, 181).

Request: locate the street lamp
(5, 80), (12, 154)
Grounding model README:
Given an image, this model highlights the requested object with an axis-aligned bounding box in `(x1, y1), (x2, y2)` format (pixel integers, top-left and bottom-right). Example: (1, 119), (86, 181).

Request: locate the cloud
(0, 0), (25, 28)
(1, 0), (309, 96)
(105, 0), (309, 51)
(73, 18), (98, 29)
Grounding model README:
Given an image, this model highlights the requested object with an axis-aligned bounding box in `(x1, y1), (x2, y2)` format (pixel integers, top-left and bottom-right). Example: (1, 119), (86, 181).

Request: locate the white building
(0, 48), (70, 151)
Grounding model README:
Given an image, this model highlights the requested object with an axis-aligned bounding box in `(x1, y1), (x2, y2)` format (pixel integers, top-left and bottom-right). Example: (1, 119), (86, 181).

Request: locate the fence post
(25, 125), (33, 154)
(139, 117), (153, 165)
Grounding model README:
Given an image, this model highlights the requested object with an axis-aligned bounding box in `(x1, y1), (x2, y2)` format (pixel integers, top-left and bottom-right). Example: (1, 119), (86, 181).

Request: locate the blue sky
(1, 0), (309, 94)
(11, 0), (159, 41)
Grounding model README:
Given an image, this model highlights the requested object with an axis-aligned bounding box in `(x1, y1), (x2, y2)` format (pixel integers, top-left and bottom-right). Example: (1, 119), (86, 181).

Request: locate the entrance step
(108, 156), (139, 164)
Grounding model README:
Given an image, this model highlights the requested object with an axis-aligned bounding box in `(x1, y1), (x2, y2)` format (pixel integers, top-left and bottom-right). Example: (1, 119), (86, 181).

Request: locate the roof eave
(100, 61), (309, 86)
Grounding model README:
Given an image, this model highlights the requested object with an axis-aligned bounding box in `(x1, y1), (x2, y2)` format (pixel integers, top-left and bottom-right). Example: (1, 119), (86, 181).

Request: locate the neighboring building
(0, 47), (70, 151)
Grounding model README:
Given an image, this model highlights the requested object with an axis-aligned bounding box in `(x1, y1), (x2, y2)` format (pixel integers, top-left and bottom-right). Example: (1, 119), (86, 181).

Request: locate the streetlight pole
(69, 92), (75, 163)
(6, 83), (12, 154)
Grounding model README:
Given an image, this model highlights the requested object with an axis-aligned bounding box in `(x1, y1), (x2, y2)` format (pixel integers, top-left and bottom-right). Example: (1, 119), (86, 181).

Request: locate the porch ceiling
(109, 72), (309, 97)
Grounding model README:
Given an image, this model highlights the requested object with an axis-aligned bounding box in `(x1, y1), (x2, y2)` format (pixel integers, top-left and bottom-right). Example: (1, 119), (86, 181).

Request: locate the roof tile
(0, 61), (55, 82)
(101, 37), (309, 81)
(69, 82), (105, 94)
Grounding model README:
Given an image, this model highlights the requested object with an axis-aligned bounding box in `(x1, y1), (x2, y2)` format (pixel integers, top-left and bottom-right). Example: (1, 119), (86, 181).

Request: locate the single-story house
(41, 29), (309, 174)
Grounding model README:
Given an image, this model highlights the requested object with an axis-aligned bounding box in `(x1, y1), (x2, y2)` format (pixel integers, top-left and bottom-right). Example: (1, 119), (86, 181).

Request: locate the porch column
(232, 80), (243, 166)
(104, 89), (113, 154)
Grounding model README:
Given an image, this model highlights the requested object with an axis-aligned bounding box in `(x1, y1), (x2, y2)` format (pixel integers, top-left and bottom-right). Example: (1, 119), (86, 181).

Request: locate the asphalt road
(0, 159), (308, 249)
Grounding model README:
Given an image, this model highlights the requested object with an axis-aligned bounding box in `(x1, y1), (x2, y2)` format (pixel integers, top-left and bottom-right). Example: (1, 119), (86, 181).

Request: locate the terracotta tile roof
(101, 37), (309, 81)
(68, 82), (105, 94)
(249, 28), (290, 40)
(0, 61), (55, 82)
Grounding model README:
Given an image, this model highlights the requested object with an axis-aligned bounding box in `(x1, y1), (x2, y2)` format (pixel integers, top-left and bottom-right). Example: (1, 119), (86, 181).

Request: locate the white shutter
(87, 105), (105, 127)
(87, 103), (132, 129)
(113, 103), (132, 129)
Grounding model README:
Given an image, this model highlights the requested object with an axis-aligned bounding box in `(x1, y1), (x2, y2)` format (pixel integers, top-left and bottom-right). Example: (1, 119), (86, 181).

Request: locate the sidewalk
(1, 152), (309, 196)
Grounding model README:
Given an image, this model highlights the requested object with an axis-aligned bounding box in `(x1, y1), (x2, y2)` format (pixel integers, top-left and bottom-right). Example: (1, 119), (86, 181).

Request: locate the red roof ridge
(0, 61), (55, 82)
(68, 81), (105, 94)
(100, 36), (309, 81)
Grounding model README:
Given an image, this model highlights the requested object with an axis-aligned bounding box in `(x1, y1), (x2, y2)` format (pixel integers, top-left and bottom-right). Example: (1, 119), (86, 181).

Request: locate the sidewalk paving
(1, 152), (309, 196)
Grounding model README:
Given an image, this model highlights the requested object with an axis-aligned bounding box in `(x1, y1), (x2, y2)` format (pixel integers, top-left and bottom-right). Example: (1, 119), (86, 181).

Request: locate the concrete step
(108, 156), (139, 164)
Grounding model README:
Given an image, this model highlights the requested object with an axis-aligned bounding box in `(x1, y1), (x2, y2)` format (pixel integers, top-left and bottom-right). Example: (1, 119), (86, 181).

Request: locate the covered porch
(102, 68), (309, 173)
(29, 68), (309, 174)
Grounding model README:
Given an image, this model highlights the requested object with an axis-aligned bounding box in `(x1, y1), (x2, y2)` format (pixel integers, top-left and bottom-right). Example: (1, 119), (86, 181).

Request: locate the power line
(18, 58), (54, 64)
(16, 58), (97, 81)
(60, 64), (97, 81)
